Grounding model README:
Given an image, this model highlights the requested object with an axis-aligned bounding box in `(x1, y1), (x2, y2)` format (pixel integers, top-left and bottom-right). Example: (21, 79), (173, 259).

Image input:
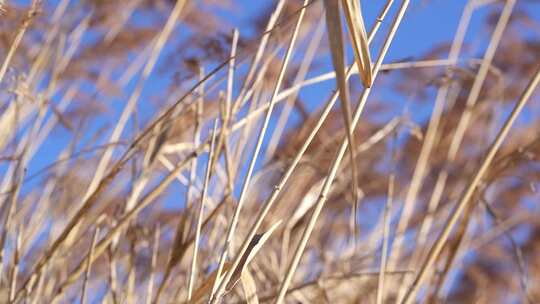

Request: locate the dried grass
(1, 0), (539, 303)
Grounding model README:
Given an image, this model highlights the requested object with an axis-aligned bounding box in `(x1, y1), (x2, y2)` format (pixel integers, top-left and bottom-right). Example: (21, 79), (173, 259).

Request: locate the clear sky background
(2, 1), (540, 302)
(12, 0), (540, 182)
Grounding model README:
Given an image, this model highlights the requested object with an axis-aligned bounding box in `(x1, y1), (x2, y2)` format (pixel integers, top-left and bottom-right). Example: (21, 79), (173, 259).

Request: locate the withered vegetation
(0, 0), (539, 303)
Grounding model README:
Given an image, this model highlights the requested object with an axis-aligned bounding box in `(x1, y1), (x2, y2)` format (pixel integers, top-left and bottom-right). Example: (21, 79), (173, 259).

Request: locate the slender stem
(187, 120), (219, 300)
(212, 0), (398, 300)
(80, 227), (100, 304)
(275, 1), (411, 302)
(208, 1), (310, 302)
(145, 225), (160, 304)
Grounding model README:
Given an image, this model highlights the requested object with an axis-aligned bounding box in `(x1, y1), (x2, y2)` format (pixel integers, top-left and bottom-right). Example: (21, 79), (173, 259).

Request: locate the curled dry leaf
(323, 0), (360, 232)
(189, 220), (281, 303)
(146, 122), (171, 167)
(341, 0), (372, 87)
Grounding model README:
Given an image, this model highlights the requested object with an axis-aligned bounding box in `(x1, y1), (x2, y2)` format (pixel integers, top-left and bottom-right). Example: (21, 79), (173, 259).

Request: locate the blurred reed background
(0, 0), (539, 303)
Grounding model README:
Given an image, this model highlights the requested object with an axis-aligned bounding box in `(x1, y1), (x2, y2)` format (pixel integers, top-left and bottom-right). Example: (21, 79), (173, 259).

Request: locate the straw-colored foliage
(0, 0), (539, 303)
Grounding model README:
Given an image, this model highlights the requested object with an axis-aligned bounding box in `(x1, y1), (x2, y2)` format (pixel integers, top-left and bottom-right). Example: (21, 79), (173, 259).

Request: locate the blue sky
(7, 0), (540, 202)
